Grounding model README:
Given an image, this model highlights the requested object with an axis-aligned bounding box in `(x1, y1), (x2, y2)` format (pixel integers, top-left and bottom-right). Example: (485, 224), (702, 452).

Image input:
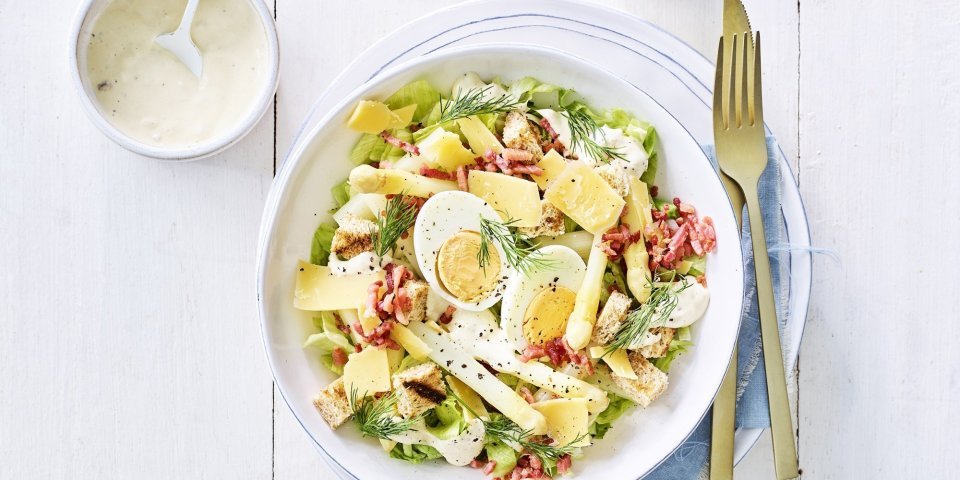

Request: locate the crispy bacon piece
(519, 338), (593, 375)
(518, 386), (536, 404)
(456, 165), (469, 191)
(482, 460), (497, 475)
(379, 130), (419, 155)
(556, 455), (573, 475)
(502, 148), (536, 164)
(331, 347), (348, 367)
(419, 164), (455, 180)
(438, 305), (457, 325)
(643, 196), (718, 271)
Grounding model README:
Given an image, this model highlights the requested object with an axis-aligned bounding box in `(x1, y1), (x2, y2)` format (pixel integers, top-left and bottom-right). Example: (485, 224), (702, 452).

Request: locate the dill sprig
(483, 415), (585, 465)
(604, 277), (693, 354)
(478, 215), (557, 276)
(372, 193), (417, 257)
(436, 85), (521, 125)
(564, 108), (625, 163)
(349, 388), (418, 439)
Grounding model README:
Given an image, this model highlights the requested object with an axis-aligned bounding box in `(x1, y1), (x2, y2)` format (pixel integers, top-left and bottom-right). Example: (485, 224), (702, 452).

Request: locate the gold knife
(710, 1), (749, 478)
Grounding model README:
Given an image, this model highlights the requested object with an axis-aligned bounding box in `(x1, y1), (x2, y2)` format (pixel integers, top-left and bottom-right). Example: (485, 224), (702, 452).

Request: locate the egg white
(500, 245), (586, 351)
(413, 191), (514, 311)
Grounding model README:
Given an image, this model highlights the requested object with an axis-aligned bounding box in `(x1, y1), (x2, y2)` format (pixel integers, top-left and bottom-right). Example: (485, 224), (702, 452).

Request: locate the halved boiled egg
(500, 245), (586, 351)
(413, 191), (514, 311)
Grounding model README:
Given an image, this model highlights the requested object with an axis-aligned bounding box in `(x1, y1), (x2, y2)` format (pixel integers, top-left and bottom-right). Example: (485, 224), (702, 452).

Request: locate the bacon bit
(650, 185), (659, 197)
(518, 386), (536, 404)
(331, 347), (348, 366)
(539, 117), (559, 141)
(521, 338), (593, 375)
(519, 344), (546, 363)
(438, 305), (457, 324)
(644, 196), (717, 271)
(470, 459), (485, 469)
(502, 148), (536, 164)
(354, 343), (363, 353)
(601, 224), (635, 260)
(379, 130), (419, 155)
(456, 165), (469, 191)
(362, 263), (417, 339)
(697, 274), (707, 286)
(419, 164), (455, 180)
(511, 164), (544, 176)
(482, 460), (497, 475)
(556, 454), (572, 475)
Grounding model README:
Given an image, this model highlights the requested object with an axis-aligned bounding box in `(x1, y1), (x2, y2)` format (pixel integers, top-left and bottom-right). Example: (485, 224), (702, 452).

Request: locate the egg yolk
(437, 230), (502, 303)
(523, 286), (577, 345)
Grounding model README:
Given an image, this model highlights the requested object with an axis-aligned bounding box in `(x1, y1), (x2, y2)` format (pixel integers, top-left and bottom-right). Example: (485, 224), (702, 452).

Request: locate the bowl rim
(257, 42), (744, 479)
(67, 0), (280, 161)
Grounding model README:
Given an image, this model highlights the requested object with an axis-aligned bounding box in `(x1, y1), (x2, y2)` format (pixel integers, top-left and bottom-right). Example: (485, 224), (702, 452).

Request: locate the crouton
(518, 200), (566, 238)
(392, 362), (446, 418)
(591, 291), (632, 346)
(503, 111), (544, 161)
(609, 352), (669, 407)
(313, 377), (352, 428)
(331, 214), (378, 260)
(639, 327), (676, 358)
(594, 160), (631, 198)
(401, 279), (429, 324)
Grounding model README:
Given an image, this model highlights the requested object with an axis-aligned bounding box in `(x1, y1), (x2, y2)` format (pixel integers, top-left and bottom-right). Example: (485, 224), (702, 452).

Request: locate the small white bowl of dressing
(70, 0), (279, 160)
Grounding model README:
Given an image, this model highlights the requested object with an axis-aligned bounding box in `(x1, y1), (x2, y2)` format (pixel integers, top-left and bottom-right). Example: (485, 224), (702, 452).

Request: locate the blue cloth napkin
(645, 137), (791, 479)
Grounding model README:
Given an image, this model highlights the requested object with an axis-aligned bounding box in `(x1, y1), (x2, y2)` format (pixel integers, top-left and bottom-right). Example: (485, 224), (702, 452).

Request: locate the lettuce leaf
(350, 128), (415, 165)
(588, 394), (634, 439)
(310, 222), (337, 266)
(384, 80), (442, 123)
(507, 77), (579, 108)
(389, 443), (444, 464)
(484, 439), (518, 477)
(331, 179), (351, 209)
(305, 312), (354, 375)
(653, 339), (695, 372)
(639, 127), (659, 184)
(600, 261), (628, 305)
(424, 397), (466, 440)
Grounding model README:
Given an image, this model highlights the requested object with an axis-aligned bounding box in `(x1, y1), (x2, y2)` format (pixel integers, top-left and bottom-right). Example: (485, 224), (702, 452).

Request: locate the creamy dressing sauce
(85, 0), (269, 148)
(327, 252), (391, 276)
(389, 418), (486, 466)
(664, 276), (710, 328)
(537, 109), (649, 175)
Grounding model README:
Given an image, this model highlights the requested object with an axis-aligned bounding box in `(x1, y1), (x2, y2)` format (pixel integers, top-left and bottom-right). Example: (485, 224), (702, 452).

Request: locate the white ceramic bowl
(258, 44), (744, 479)
(69, 0), (279, 161)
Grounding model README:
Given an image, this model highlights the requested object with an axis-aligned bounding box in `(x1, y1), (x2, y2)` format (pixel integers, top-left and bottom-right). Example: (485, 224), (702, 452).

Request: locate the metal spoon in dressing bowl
(154, 0), (203, 77)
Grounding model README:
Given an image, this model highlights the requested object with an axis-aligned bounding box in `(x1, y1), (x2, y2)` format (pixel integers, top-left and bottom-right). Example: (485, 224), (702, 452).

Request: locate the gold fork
(712, 32), (800, 480)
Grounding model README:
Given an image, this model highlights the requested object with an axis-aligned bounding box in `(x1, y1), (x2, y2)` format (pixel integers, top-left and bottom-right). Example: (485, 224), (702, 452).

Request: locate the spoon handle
(176, 0), (201, 34)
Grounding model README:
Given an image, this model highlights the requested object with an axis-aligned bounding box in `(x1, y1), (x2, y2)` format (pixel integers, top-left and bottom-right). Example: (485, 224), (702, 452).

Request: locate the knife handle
(710, 343), (737, 480)
(742, 182), (799, 480)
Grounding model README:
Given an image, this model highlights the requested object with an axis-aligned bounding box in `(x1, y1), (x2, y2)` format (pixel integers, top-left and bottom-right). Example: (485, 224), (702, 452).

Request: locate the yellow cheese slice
(347, 100), (396, 134)
(589, 347), (639, 380)
(623, 178), (654, 233)
(533, 150), (568, 190)
(418, 127), (477, 171)
(389, 104), (417, 128)
(343, 346), (392, 398)
(446, 376), (489, 421)
(531, 398), (591, 447)
(389, 324), (433, 360)
(543, 161), (626, 234)
(467, 170), (542, 227)
(356, 298), (383, 336)
(457, 115), (504, 156)
(294, 261), (383, 311)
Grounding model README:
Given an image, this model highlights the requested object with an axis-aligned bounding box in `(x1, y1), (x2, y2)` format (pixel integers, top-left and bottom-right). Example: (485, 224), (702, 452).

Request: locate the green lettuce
(639, 128), (659, 184)
(424, 397), (466, 439)
(588, 394), (634, 439)
(331, 179), (351, 209)
(310, 222), (337, 266)
(350, 128), (415, 165)
(653, 337), (695, 372)
(484, 439), (519, 477)
(389, 443), (444, 464)
(507, 77), (579, 108)
(384, 79), (442, 123)
(600, 262), (628, 305)
(304, 312), (354, 375)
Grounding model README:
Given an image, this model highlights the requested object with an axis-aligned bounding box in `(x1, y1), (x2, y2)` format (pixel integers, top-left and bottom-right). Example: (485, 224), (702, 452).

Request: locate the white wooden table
(1, 0), (955, 478)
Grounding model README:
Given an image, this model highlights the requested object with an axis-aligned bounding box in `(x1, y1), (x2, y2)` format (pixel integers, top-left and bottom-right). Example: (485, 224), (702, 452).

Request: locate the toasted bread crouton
(503, 111), (544, 161)
(401, 279), (429, 324)
(518, 200), (566, 238)
(592, 291), (633, 346)
(392, 362), (446, 418)
(609, 352), (668, 407)
(313, 377), (352, 428)
(638, 327), (676, 358)
(331, 214), (378, 260)
(594, 160), (631, 198)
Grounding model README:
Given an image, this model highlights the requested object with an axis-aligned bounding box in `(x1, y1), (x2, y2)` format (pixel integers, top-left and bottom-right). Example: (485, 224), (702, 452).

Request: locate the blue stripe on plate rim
(265, 5), (813, 479)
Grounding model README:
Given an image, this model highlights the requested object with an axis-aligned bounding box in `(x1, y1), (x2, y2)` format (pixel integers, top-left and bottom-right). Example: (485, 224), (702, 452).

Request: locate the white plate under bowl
(258, 44), (744, 480)
(280, 0), (813, 467)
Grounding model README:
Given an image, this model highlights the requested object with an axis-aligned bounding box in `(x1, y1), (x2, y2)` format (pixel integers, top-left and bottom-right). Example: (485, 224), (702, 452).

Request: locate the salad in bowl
(290, 71), (717, 479)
